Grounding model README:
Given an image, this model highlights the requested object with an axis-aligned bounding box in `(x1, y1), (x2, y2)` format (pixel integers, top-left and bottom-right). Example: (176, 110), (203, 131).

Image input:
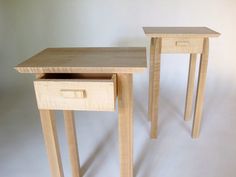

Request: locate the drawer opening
(40, 73), (115, 80)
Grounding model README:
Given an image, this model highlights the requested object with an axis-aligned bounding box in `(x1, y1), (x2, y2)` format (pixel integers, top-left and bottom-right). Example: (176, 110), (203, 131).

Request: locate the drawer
(34, 73), (117, 111)
(161, 37), (204, 53)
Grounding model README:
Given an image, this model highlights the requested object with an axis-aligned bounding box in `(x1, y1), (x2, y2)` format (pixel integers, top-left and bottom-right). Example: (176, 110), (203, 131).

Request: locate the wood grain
(150, 38), (161, 139)
(192, 38), (209, 138)
(143, 27), (220, 38)
(161, 37), (203, 53)
(34, 74), (116, 111)
(184, 54), (197, 121)
(118, 74), (133, 177)
(148, 38), (155, 121)
(15, 47), (147, 74)
(64, 110), (81, 177)
(39, 110), (64, 177)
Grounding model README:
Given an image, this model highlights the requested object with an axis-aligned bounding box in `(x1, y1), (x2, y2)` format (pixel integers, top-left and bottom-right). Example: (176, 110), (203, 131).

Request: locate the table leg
(184, 53), (197, 121)
(64, 110), (81, 177)
(39, 110), (64, 177)
(150, 38), (161, 139)
(192, 38), (209, 138)
(117, 74), (133, 177)
(148, 38), (155, 121)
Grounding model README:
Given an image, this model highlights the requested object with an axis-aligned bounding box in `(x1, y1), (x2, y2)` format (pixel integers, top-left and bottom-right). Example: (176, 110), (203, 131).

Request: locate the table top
(143, 27), (220, 38)
(15, 47), (147, 74)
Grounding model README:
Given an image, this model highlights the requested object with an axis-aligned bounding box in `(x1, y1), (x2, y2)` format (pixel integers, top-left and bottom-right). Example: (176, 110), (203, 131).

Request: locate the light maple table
(15, 47), (146, 177)
(143, 27), (220, 139)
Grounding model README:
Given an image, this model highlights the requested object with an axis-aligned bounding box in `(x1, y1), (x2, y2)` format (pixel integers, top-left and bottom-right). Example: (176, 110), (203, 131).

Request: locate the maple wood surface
(15, 47), (147, 73)
(143, 27), (220, 37)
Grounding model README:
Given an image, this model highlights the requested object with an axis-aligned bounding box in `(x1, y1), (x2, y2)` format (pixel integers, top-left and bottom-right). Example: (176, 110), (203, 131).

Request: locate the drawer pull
(60, 89), (86, 99)
(176, 41), (190, 46)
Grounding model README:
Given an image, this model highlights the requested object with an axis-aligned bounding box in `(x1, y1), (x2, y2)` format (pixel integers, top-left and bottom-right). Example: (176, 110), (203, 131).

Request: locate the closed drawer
(161, 37), (204, 53)
(34, 74), (117, 111)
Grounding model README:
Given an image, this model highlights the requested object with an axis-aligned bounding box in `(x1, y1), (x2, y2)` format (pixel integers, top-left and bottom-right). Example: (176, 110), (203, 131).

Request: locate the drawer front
(161, 38), (204, 53)
(34, 75), (116, 111)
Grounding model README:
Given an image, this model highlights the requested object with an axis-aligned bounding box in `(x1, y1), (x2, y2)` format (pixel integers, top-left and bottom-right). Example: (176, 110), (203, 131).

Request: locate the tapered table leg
(64, 110), (81, 177)
(39, 110), (64, 177)
(192, 38), (209, 138)
(118, 74), (133, 177)
(150, 38), (161, 139)
(184, 53), (197, 121)
(148, 38), (155, 121)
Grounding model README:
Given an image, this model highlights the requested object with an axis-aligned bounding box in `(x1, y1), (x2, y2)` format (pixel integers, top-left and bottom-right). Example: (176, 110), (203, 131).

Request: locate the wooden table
(15, 47), (147, 177)
(143, 27), (220, 139)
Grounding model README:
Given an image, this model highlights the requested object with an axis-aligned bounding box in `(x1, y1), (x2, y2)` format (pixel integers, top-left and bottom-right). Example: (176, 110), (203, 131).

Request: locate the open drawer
(34, 73), (117, 111)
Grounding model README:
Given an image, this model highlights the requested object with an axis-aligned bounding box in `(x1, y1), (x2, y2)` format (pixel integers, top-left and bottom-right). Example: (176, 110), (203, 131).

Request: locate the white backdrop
(0, 0), (236, 90)
(0, 0), (236, 177)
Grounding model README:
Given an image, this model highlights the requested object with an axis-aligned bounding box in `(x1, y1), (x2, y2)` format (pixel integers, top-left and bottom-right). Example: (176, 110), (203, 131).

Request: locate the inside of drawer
(40, 73), (114, 80)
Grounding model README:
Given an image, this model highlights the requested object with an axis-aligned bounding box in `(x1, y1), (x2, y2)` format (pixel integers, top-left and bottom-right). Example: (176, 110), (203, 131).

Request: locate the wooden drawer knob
(176, 41), (190, 46)
(60, 89), (86, 99)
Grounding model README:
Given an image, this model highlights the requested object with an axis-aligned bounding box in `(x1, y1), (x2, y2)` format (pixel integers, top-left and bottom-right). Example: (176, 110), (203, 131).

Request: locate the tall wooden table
(15, 47), (147, 177)
(143, 27), (220, 139)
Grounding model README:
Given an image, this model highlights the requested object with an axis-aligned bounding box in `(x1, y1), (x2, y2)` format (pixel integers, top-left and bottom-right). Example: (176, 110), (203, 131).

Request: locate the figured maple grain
(15, 47), (147, 73)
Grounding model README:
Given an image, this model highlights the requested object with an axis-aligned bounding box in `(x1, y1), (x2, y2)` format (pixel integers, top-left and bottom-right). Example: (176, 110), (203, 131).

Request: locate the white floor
(1, 69), (236, 177)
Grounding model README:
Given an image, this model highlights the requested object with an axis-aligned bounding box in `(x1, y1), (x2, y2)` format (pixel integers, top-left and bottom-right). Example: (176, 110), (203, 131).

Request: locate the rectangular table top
(15, 47), (147, 74)
(143, 27), (220, 38)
